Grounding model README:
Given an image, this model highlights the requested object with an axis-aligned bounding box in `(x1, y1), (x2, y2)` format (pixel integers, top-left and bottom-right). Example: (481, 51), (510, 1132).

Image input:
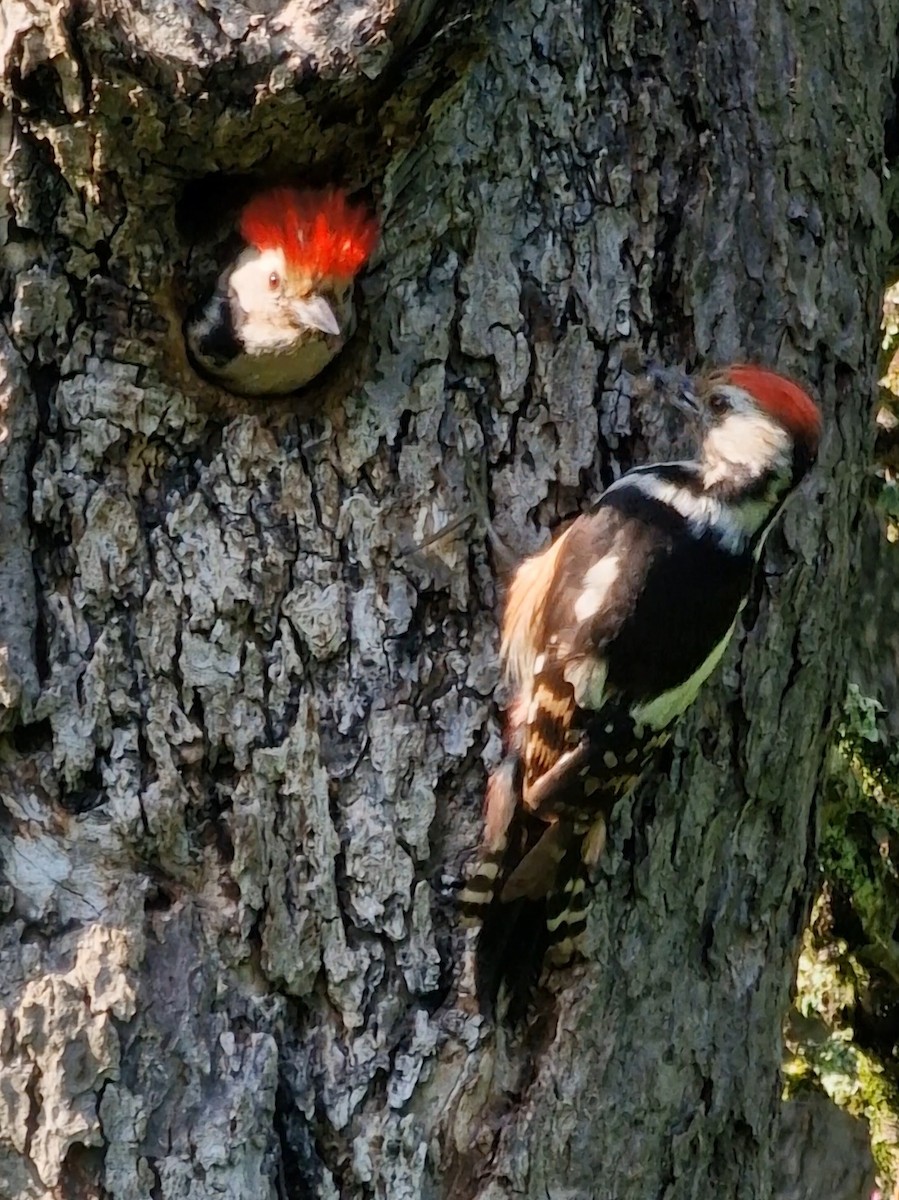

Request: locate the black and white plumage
(185, 187), (378, 397)
(461, 365), (822, 1016)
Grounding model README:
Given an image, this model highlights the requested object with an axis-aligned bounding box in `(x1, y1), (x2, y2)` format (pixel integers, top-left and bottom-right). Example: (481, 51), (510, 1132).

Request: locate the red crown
(724, 365), (821, 447)
(240, 187), (379, 280)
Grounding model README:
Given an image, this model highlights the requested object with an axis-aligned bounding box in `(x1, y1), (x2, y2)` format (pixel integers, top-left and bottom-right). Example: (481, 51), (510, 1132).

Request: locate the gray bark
(0, 0), (894, 1197)
(774, 1096), (875, 1200)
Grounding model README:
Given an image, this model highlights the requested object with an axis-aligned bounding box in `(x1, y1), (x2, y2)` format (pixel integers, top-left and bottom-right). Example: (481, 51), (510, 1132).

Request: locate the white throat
(701, 411), (792, 488)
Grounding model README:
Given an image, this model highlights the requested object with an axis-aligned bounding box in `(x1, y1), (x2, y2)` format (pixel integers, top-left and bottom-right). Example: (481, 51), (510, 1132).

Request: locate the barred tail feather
(458, 849), (505, 920)
(545, 867), (590, 966)
(544, 812), (606, 964)
(469, 817), (591, 1019)
(459, 758), (520, 920)
(462, 789), (561, 1016)
(466, 806), (608, 1017)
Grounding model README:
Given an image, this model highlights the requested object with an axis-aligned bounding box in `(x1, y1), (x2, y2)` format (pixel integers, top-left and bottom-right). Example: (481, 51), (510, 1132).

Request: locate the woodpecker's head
(673, 364), (821, 492)
(185, 187), (379, 396)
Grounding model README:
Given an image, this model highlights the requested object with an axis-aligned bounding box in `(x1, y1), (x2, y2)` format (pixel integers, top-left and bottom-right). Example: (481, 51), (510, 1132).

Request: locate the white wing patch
(573, 554), (620, 622)
(564, 655), (609, 712)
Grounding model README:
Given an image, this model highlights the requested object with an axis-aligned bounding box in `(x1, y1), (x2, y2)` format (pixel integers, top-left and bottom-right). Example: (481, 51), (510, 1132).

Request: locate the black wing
(521, 473), (754, 815)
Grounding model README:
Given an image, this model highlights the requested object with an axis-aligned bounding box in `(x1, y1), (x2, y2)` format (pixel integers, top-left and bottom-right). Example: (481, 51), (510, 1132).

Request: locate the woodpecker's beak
(643, 363), (700, 417)
(290, 295), (341, 336)
(668, 380), (700, 418)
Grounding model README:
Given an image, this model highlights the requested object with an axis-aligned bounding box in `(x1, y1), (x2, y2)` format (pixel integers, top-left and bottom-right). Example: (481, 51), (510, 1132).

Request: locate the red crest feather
(723, 365), (821, 447)
(239, 187), (379, 280)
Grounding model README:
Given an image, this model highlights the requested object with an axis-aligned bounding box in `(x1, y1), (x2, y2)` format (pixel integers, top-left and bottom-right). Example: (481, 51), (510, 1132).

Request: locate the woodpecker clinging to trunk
(461, 364), (822, 1016)
(186, 187), (379, 396)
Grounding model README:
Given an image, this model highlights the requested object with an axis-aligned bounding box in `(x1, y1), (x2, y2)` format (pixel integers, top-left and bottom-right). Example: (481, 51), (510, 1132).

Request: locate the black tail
(460, 714), (617, 1019)
(462, 812), (600, 1020)
(474, 891), (551, 1023)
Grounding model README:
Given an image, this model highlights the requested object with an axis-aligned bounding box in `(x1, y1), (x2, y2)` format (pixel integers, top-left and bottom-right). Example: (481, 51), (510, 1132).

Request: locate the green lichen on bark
(785, 280), (899, 1195)
(787, 687), (899, 1189)
(1, 0), (899, 1195)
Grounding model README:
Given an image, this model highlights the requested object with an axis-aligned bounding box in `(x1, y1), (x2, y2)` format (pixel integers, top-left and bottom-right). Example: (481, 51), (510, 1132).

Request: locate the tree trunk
(0, 1), (894, 1197)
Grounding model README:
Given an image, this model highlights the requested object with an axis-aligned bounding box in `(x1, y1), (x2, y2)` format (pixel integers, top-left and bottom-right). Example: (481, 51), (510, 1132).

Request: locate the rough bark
(0, 1), (895, 1198)
(773, 1095), (875, 1200)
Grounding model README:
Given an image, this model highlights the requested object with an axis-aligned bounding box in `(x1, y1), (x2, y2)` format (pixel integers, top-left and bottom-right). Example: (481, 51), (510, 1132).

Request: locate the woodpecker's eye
(268, 271), (281, 291)
(708, 392), (730, 415)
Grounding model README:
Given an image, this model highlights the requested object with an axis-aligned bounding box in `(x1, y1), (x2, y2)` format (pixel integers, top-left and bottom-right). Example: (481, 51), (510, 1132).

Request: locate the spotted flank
(468, 362), (820, 1019)
(523, 704), (661, 822)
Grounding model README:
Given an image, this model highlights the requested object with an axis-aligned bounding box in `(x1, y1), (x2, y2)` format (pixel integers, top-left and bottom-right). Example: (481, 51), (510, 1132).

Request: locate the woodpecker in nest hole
(186, 186), (379, 396)
(461, 364), (822, 1016)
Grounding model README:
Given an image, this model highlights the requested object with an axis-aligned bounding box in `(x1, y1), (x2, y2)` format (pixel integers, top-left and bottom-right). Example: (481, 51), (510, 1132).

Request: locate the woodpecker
(461, 364), (822, 1015)
(185, 187), (379, 396)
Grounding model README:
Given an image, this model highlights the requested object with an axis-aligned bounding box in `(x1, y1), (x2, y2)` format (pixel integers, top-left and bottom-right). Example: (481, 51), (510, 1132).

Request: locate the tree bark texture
(0, 1), (895, 1197)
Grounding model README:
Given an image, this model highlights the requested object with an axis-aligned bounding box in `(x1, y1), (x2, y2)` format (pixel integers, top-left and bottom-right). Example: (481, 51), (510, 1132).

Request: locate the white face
(227, 247), (345, 353)
(229, 247), (289, 338)
(186, 246), (355, 395)
(701, 384), (792, 483)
